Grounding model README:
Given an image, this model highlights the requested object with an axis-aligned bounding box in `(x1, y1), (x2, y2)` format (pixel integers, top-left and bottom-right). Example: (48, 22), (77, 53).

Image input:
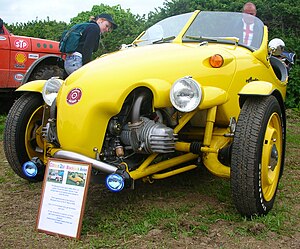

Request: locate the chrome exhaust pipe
(53, 150), (118, 173)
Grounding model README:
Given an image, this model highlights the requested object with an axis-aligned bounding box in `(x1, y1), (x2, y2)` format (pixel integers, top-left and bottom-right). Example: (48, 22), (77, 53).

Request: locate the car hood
(56, 43), (238, 156)
(65, 42), (236, 90)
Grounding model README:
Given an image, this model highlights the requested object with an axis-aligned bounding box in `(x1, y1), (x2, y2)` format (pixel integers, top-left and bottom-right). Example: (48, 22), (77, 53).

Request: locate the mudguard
(16, 80), (46, 93)
(239, 81), (276, 96)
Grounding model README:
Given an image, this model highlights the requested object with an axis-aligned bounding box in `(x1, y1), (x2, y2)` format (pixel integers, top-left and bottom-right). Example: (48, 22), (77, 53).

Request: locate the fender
(21, 54), (64, 84)
(16, 80), (46, 93)
(238, 81), (286, 110)
(239, 81), (275, 96)
(239, 81), (274, 108)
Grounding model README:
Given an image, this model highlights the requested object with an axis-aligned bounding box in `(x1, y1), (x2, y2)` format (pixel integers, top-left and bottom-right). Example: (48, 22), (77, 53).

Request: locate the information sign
(36, 158), (91, 239)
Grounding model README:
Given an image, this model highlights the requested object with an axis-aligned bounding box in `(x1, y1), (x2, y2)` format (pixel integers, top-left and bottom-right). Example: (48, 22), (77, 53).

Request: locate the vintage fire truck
(0, 20), (64, 112)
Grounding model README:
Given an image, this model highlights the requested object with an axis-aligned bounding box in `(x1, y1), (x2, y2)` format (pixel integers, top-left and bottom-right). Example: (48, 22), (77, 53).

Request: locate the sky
(0, 0), (166, 24)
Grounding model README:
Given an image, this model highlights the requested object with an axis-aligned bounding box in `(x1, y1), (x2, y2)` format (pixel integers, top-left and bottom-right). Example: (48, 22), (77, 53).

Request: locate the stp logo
(14, 39), (29, 49)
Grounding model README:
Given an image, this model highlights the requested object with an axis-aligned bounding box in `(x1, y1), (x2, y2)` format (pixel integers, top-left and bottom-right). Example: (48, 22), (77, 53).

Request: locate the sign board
(36, 158), (91, 239)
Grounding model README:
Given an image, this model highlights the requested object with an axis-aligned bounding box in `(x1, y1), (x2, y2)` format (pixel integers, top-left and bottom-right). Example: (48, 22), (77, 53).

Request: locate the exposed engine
(43, 91), (178, 168)
(102, 114), (177, 162)
(120, 117), (176, 153)
(101, 91), (178, 165)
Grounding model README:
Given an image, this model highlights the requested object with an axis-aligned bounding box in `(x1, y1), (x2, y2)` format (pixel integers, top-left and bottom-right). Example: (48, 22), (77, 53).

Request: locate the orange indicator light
(210, 54), (224, 68)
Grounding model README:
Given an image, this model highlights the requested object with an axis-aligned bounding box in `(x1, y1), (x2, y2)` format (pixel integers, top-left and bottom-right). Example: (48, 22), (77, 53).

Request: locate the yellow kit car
(68, 173), (84, 185)
(4, 11), (291, 217)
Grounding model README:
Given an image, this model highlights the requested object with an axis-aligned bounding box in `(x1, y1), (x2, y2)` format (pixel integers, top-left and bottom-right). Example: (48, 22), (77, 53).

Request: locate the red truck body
(0, 24), (63, 91)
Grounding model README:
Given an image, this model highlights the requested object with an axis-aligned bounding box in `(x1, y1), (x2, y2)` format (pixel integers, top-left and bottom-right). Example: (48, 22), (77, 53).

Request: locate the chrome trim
(53, 150), (118, 173)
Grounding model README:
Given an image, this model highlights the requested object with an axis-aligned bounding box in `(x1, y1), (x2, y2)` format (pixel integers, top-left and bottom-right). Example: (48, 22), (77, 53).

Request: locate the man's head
(243, 2), (257, 24)
(95, 13), (117, 34)
(243, 2), (257, 16)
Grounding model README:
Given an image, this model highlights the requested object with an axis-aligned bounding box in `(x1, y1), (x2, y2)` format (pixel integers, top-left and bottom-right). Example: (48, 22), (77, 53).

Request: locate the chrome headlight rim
(170, 76), (202, 112)
(42, 77), (62, 106)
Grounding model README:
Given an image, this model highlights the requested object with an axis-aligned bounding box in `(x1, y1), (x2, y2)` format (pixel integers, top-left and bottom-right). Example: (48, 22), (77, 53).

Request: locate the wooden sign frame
(36, 158), (91, 239)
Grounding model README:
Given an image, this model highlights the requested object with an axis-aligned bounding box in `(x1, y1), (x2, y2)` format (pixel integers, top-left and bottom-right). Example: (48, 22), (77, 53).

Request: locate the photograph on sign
(36, 158), (91, 239)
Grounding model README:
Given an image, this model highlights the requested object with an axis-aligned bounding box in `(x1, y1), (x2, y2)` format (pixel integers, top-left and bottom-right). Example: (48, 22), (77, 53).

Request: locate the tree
(6, 18), (68, 41)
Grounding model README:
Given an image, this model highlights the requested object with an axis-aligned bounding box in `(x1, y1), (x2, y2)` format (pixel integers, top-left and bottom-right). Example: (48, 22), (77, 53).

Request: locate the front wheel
(231, 96), (285, 217)
(3, 93), (45, 182)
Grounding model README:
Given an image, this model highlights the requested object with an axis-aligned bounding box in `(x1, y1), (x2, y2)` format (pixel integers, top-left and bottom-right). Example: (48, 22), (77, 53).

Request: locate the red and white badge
(14, 39), (29, 49)
(14, 73), (24, 82)
(67, 88), (82, 105)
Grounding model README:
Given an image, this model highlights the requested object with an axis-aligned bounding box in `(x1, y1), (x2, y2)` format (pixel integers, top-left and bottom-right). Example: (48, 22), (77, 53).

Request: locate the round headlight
(170, 76), (202, 112)
(42, 77), (62, 106)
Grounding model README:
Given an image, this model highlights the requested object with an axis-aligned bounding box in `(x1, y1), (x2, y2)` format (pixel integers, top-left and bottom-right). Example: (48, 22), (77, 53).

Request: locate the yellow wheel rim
(261, 112), (282, 201)
(25, 106), (44, 160)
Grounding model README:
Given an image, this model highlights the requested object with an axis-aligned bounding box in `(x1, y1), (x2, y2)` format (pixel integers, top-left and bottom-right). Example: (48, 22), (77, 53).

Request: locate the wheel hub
(269, 144), (278, 171)
(261, 112), (282, 202)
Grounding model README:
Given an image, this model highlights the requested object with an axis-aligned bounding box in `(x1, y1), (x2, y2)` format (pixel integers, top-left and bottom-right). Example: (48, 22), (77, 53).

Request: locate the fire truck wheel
(29, 65), (64, 81)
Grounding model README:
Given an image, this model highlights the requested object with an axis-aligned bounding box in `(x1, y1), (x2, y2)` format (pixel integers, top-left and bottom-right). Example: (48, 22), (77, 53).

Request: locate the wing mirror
(268, 38), (285, 56)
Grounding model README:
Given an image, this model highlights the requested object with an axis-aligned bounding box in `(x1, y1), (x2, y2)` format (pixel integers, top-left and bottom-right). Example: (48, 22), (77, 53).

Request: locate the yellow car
(4, 10), (291, 217)
(68, 173), (84, 185)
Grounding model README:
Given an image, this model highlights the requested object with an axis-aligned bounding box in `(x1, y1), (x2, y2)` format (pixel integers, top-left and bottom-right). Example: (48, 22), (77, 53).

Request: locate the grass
(0, 109), (299, 248)
(0, 115), (5, 140)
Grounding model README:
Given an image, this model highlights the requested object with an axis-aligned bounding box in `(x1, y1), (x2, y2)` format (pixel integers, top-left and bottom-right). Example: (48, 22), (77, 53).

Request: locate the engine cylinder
(121, 117), (176, 154)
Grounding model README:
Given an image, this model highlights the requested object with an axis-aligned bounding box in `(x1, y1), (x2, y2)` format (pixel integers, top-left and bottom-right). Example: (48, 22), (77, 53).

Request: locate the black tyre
(29, 64), (64, 81)
(3, 92), (45, 182)
(231, 95), (285, 217)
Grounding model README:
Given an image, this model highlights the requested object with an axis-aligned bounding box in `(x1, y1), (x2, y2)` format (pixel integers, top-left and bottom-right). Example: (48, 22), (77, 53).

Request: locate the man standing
(242, 2), (257, 46)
